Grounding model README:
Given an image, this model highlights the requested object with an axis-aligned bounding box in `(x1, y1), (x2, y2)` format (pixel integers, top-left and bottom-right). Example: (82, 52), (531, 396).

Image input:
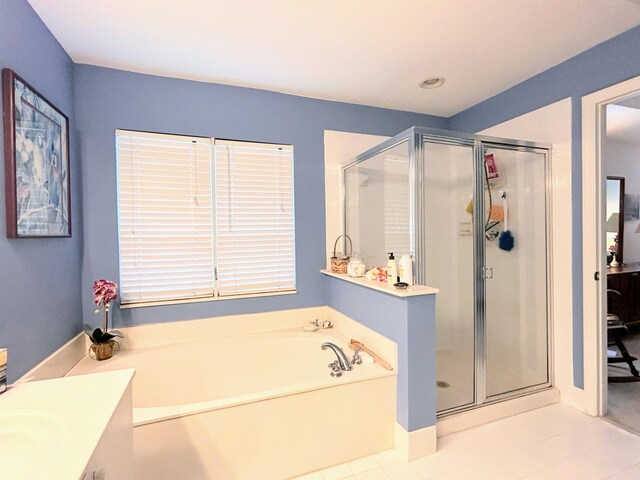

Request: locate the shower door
(423, 137), (550, 414)
(481, 145), (549, 401)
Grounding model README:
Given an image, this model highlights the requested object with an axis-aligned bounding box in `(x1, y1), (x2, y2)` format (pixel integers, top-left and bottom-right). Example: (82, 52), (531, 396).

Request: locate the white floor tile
(321, 463), (353, 480)
(525, 403), (598, 437)
(373, 450), (402, 466)
(607, 462), (640, 480)
(428, 470), (481, 480)
(503, 444), (568, 475)
(355, 469), (389, 480)
(517, 462), (582, 480)
(606, 435), (640, 459)
(348, 455), (379, 474)
(559, 435), (640, 480)
(409, 445), (470, 478)
(381, 461), (421, 480)
(549, 422), (620, 458)
(300, 404), (640, 480)
(455, 463), (521, 480)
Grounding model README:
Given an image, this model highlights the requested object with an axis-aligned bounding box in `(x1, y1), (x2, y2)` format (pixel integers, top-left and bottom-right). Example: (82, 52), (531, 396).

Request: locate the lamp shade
(607, 213), (620, 233)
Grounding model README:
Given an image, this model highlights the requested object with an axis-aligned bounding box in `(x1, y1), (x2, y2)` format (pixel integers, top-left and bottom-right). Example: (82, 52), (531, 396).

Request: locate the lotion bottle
(387, 252), (397, 287)
(399, 254), (413, 285)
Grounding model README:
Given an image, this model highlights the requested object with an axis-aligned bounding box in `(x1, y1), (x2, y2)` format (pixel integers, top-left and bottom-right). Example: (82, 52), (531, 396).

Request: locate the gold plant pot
(89, 339), (117, 361)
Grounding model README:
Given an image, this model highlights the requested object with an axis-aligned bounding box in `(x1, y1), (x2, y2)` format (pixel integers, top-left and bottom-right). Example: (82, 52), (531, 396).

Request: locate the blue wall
(73, 65), (447, 329)
(326, 276), (437, 431)
(450, 25), (640, 389)
(0, 0), (82, 382)
(7, 3), (640, 391)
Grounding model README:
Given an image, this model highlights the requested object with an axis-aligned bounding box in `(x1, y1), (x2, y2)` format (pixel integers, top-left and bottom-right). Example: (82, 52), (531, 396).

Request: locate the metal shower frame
(341, 126), (554, 416)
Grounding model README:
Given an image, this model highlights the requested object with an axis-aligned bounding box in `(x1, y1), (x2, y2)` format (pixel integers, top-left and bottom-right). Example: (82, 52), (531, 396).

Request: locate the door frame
(582, 75), (640, 416)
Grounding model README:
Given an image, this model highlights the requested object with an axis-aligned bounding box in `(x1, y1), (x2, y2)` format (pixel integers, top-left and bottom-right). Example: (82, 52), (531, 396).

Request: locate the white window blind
(116, 130), (214, 304)
(214, 140), (296, 296)
(384, 155), (411, 255)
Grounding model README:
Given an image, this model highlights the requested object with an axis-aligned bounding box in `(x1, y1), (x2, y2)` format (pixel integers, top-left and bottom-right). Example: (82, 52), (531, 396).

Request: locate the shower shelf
(321, 269), (438, 297)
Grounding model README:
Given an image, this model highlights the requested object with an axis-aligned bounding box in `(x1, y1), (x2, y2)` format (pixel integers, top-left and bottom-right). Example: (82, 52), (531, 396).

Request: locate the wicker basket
(330, 234), (352, 274)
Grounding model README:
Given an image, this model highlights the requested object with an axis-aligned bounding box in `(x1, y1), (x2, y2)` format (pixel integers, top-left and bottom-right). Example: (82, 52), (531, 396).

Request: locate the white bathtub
(67, 317), (397, 480)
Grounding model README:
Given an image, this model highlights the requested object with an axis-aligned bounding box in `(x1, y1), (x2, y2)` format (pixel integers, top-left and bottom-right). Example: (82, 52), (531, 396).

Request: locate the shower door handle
(483, 267), (493, 279)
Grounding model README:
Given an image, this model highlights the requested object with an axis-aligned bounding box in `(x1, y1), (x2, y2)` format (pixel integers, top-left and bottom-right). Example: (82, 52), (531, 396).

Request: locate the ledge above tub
(321, 270), (439, 297)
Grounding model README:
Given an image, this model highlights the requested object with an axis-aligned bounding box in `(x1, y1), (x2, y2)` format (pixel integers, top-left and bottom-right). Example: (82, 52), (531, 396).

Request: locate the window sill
(119, 289), (297, 309)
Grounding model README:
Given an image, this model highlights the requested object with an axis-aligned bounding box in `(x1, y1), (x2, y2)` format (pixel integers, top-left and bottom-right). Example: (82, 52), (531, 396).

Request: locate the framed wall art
(625, 193), (640, 221)
(2, 68), (71, 238)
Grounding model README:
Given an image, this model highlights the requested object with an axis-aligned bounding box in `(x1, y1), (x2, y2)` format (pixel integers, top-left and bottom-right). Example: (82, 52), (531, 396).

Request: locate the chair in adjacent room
(607, 289), (640, 382)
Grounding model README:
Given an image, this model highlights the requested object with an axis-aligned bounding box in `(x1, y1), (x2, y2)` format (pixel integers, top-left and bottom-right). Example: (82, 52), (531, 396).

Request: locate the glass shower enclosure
(343, 127), (551, 415)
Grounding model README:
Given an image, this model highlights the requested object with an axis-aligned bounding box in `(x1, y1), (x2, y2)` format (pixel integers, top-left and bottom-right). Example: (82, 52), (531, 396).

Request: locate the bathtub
(67, 322), (396, 479)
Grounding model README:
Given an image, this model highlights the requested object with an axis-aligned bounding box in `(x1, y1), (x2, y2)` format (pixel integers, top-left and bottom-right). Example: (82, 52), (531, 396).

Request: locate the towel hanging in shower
(490, 204), (504, 222)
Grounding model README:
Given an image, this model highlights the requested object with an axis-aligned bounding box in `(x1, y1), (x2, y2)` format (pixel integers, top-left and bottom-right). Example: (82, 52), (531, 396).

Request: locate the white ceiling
(28, 0), (640, 117)
(608, 103), (640, 144)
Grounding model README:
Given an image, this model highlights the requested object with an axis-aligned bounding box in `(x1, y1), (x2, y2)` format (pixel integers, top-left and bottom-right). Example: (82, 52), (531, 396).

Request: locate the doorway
(582, 76), (640, 425)
(603, 98), (640, 432)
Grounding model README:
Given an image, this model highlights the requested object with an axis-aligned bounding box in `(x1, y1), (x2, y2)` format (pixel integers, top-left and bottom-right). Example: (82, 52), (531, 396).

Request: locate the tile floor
(293, 403), (640, 480)
(607, 329), (640, 434)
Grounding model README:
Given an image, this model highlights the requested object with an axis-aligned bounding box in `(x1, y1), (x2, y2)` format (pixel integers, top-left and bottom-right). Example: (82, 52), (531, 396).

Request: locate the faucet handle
(328, 360), (342, 377)
(352, 348), (363, 365)
(315, 319), (333, 329)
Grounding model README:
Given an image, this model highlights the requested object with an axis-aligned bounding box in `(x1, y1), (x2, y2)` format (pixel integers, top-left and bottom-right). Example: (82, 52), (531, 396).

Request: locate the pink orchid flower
(93, 279), (118, 307)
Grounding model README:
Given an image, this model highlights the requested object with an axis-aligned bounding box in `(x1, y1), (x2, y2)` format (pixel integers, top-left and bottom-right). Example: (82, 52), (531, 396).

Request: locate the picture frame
(624, 193), (640, 221)
(2, 68), (71, 238)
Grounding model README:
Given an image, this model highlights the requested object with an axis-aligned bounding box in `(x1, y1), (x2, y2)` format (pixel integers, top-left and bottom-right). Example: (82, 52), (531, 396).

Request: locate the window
(214, 140), (296, 296)
(383, 154), (410, 255)
(116, 130), (295, 306)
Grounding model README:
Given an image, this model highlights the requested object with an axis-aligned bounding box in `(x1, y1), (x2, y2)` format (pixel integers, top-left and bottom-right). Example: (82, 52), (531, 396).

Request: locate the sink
(0, 370), (135, 479)
(0, 409), (68, 480)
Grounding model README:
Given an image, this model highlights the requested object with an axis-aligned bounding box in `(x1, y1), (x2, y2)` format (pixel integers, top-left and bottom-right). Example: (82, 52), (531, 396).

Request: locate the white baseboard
(437, 388), (561, 437)
(394, 423), (437, 461)
(14, 333), (86, 384)
(559, 384), (588, 414)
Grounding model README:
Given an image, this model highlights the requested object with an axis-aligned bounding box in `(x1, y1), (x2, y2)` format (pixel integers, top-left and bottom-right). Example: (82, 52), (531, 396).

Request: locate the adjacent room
(2, 1), (640, 479)
(604, 94), (640, 432)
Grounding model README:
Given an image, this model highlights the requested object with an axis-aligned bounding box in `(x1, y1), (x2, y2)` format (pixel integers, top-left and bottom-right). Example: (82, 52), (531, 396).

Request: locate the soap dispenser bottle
(387, 252), (397, 287)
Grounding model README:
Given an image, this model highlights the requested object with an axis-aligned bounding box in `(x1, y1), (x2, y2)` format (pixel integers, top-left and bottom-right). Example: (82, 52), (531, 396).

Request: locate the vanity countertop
(0, 368), (135, 480)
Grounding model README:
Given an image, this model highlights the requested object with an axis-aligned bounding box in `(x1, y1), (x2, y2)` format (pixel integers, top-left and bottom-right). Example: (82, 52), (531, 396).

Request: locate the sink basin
(0, 409), (68, 480)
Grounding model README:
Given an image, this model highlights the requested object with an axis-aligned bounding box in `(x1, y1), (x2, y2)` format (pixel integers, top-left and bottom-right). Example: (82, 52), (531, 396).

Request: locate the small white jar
(347, 255), (366, 277)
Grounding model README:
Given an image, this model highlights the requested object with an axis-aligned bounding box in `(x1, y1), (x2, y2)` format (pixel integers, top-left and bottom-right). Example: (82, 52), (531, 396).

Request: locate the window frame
(115, 129), (297, 309)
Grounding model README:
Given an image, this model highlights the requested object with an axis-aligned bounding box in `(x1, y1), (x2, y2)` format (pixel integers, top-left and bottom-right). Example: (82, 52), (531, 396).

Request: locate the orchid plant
(83, 279), (124, 345)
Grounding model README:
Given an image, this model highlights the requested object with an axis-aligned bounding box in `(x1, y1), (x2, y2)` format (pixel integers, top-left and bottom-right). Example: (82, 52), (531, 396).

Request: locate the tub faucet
(321, 342), (352, 375)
